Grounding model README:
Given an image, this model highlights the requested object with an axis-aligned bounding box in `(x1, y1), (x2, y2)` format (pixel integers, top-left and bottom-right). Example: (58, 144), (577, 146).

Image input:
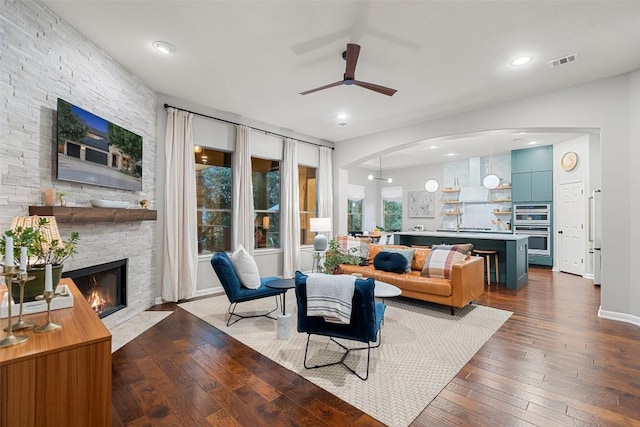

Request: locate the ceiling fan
(299, 43), (397, 96)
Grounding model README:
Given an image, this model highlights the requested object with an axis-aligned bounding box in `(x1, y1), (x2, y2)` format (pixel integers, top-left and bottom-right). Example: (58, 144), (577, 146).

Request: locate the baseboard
(194, 286), (222, 298)
(583, 273), (594, 280)
(598, 306), (640, 327)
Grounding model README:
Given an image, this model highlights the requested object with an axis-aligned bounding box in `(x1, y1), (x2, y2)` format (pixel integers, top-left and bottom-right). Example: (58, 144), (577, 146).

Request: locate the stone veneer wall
(0, 1), (158, 328)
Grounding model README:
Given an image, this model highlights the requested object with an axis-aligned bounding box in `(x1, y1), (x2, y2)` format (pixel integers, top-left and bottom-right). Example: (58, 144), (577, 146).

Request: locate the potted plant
(1, 218), (79, 300)
(321, 239), (362, 274)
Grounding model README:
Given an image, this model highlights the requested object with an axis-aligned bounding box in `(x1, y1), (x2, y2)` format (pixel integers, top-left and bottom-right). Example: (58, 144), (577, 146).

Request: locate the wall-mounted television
(56, 98), (143, 191)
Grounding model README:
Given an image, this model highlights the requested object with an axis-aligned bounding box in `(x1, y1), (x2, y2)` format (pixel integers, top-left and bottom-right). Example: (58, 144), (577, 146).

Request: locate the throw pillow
(230, 244), (261, 289)
(421, 244), (473, 279)
(373, 251), (408, 273)
(379, 247), (415, 273)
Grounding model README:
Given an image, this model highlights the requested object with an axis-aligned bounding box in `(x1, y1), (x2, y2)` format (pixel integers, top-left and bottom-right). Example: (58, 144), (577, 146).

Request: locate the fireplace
(62, 259), (127, 318)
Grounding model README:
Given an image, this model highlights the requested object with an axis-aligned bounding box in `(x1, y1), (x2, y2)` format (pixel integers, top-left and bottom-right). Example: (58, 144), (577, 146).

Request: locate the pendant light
(483, 139), (500, 190)
(368, 157), (392, 183)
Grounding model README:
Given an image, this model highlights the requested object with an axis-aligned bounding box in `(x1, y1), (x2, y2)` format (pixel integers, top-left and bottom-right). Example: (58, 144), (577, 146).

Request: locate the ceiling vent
(548, 53), (578, 68)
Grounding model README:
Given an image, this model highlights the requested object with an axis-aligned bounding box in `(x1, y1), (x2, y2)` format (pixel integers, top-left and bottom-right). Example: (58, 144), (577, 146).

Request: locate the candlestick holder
(6, 271), (36, 331)
(34, 290), (62, 333)
(0, 265), (30, 348)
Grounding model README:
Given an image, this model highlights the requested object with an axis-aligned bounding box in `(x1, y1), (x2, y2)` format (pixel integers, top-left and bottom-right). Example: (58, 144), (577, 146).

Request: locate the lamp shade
(310, 218), (331, 251)
(309, 217), (331, 232)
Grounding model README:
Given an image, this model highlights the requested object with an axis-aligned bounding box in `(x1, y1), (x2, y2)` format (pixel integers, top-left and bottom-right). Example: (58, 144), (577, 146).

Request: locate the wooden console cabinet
(0, 278), (112, 427)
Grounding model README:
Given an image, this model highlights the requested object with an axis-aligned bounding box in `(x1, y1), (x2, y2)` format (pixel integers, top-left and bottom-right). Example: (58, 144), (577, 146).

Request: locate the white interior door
(557, 181), (586, 275)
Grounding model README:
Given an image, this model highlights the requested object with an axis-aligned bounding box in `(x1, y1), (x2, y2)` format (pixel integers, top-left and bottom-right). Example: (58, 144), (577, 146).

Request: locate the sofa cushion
(421, 244), (473, 279)
(373, 251), (408, 273)
(230, 244), (261, 289)
(411, 247), (431, 271)
(367, 244), (415, 273)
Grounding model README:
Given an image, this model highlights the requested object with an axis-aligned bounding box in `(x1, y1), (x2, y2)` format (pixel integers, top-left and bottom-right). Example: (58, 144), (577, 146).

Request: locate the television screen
(56, 98), (143, 191)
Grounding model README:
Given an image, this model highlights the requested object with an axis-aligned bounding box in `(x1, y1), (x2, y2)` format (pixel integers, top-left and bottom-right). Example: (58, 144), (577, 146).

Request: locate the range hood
(457, 157), (490, 202)
(458, 186), (490, 202)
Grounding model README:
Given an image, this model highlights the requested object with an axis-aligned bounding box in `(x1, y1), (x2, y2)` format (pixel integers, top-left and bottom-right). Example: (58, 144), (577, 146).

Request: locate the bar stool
(473, 249), (499, 285)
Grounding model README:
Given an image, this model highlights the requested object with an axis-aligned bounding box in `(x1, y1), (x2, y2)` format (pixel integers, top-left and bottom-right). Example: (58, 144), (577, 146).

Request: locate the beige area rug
(179, 293), (511, 427)
(109, 311), (173, 353)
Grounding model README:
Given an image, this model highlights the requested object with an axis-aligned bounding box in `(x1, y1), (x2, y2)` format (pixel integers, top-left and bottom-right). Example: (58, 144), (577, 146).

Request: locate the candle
(45, 263), (53, 292)
(20, 246), (27, 271)
(5, 236), (14, 267)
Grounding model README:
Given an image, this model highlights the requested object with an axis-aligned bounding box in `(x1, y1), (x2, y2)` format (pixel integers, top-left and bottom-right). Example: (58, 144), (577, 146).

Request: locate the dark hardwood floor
(111, 268), (640, 426)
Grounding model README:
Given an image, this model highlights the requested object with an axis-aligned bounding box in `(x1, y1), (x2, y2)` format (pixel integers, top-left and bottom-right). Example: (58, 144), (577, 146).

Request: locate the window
(299, 165), (317, 245)
(348, 199), (363, 232)
(252, 157), (280, 249)
(381, 186), (403, 231)
(196, 148), (232, 254)
(347, 184), (365, 233)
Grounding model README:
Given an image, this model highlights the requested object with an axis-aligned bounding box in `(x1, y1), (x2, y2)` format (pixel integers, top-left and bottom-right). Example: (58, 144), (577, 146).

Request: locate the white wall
(0, 1), (158, 328)
(333, 74), (637, 321)
(156, 94), (333, 296)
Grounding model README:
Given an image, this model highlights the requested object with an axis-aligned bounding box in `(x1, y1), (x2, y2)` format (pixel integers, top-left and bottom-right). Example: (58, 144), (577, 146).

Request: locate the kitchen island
(394, 231), (529, 290)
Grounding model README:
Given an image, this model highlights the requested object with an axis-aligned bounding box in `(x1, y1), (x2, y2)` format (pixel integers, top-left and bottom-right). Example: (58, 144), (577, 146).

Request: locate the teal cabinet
(511, 146), (553, 173)
(531, 171), (553, 201)
(511, 173), (532, 202)
(511, 146), (553, 202)
(511, 171), (552, 202)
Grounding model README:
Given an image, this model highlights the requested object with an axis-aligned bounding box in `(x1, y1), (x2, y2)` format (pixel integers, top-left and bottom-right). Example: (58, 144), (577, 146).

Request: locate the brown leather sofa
(338, 243), (485, 315)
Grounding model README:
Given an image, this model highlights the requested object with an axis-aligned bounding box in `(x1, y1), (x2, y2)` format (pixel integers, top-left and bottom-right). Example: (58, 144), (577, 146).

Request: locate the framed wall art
(408, 191), (435, 218)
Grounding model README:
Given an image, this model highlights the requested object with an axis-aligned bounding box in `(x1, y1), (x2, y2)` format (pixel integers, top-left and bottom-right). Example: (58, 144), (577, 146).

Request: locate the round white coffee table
(373, 281), (402, 299)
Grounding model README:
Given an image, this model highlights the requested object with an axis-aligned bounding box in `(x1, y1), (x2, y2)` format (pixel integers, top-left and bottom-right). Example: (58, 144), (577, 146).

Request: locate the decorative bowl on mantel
(90, 200), (130, 209)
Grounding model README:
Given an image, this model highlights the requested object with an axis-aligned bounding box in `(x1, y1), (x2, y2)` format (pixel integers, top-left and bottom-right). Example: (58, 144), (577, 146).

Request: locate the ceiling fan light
(483, 174), (500, 190)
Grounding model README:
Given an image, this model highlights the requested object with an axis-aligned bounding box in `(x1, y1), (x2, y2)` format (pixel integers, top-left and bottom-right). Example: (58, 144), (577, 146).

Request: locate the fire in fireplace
(62, 259), (127, 318)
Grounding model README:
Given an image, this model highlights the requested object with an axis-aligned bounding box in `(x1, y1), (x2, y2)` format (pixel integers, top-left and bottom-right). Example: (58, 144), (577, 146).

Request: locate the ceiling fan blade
(354, 80), (397, 96)
(299, 80), (344, 95)
(344, 43), (360, 80)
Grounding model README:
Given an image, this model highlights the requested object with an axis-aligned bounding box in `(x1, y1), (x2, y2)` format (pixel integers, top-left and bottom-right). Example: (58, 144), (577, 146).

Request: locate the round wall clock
(561, 151), (578, 171)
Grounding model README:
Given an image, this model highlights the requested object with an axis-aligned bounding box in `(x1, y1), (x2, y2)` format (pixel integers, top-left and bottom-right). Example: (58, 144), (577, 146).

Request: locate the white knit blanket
(306, 274), (356, 324)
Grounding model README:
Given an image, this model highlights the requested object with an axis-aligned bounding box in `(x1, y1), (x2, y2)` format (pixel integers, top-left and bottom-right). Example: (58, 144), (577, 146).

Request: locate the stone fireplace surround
(0, 2), (159, 330)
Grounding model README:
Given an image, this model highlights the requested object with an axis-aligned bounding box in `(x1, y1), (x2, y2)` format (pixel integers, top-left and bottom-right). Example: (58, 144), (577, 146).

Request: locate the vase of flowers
(1, 217), (79, 300)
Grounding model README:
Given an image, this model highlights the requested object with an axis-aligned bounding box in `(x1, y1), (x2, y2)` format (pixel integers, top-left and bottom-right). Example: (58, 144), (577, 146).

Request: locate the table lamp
(310, 217), (331, 251)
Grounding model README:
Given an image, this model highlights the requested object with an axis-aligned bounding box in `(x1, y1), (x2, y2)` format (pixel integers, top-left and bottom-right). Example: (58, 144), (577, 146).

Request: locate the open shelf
(28, 206), (157, 223)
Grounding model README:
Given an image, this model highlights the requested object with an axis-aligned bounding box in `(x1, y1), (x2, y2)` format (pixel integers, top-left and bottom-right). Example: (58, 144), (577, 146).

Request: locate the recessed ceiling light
(446, 153), (456, 157)
(511, 56), (532, 66)
(337, 113), (348, 120)
(152, 41), (174, 55)
(528, 141), (538, 145)
(429, 145), (437, 149)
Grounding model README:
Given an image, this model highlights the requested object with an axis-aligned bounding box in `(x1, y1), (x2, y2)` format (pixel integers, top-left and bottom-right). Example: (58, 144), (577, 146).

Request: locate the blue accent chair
(294, 271), (386, 380)
(210, 252), (286, 326)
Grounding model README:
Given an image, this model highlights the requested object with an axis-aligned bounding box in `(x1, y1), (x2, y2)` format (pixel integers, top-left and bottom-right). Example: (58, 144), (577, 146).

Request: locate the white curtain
(317, 146), (333, 237)
(347, 184), (365, 201)
(381, 185), (404, 201)
(281, 138), (300, 278)
(162, 108), (197, 301)
(232, 125), (255, 255)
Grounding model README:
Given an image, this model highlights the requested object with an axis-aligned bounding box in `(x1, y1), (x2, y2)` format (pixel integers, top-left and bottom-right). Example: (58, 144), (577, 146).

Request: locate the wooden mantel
(28, 206), (157, 223)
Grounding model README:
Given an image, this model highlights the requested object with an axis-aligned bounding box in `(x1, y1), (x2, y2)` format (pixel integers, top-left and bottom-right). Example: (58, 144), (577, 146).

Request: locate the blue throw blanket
(306, 274), (356, 324)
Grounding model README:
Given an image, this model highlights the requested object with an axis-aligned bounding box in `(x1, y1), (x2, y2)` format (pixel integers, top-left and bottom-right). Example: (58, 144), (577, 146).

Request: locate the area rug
(109, 310), (173, 353)
(179, 293), (511, 427)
